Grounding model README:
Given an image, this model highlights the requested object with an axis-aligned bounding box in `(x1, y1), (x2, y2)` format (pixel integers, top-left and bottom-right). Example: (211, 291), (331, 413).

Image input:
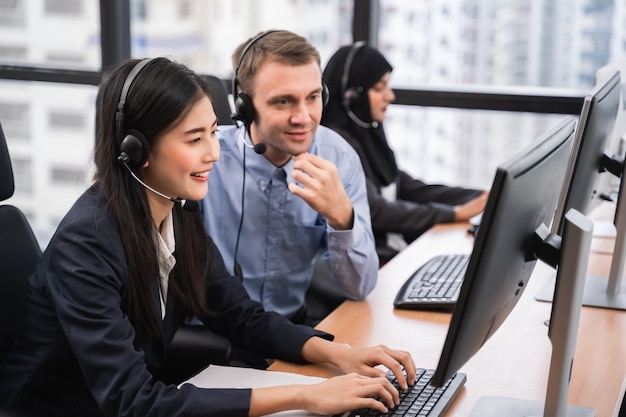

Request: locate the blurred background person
(322, 42), (488, 264)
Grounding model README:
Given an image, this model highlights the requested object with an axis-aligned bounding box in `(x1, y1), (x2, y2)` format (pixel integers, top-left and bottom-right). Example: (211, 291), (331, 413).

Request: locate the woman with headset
(322, 43), (488, 263)
(0, 57), (415, 417)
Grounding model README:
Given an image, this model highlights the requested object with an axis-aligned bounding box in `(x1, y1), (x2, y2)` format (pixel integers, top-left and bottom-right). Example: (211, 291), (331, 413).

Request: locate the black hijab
(322, 43), (398, 187)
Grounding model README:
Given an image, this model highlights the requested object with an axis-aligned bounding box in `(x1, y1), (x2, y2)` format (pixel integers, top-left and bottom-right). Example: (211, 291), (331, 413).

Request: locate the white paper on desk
(181, 365), (329, 417)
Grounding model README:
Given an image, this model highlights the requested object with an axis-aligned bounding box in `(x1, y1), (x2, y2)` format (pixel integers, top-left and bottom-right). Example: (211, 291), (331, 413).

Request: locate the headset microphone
(235, 122), (266, 154)
(346, 107), (379, 129)
(119, 157), (199, 212)
(252, 142), (267, 154)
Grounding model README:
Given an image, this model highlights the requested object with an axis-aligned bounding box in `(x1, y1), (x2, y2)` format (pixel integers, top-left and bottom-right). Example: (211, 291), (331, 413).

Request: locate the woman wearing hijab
(322, 42), (488, 263)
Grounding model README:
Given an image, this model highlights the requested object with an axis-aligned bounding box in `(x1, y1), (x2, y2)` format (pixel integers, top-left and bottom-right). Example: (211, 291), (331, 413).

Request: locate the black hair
(94, 58), (213, 339)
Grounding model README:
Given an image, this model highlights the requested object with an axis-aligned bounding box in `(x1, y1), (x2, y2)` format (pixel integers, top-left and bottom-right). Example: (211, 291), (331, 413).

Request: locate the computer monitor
(551, 68), (620, 236)
(431, 117), (596, 416)
(535, 68), (626, 310)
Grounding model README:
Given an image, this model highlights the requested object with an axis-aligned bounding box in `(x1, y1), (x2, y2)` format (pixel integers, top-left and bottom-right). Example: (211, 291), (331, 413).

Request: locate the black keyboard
(336, 368), (466, 417)
(393, 254), (469, 310)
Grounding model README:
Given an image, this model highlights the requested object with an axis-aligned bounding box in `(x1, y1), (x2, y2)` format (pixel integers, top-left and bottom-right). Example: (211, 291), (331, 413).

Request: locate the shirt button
(260, 180), (266, 187)
(273, 203), (280, 209)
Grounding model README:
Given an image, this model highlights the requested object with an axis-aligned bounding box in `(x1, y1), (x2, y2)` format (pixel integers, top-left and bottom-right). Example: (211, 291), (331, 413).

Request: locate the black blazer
(0, 184), (331, 417)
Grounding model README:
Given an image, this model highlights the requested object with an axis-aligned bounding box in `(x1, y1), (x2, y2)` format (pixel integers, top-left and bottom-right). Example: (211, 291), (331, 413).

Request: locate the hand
(288, 152), (354, 229)
(303, 373), (400, 415)
(329, 344), (417, 391)
(300, 338), (416, 391)
(249, 373), (401, 416)
(454, 191), (489, 222)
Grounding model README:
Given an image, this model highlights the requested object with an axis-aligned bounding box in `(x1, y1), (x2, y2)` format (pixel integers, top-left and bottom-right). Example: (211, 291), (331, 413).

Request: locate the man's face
(249, 60), (325, 166)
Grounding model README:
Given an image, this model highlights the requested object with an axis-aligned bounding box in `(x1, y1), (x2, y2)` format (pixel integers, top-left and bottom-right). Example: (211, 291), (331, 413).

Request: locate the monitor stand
(470, 209), (595, 417)
(535, 169), (626, 310)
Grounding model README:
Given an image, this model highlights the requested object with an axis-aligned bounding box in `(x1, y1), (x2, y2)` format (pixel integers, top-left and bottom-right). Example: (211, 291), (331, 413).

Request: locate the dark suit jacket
(0, 184), (331, 417)
(369, 170), (484, 245)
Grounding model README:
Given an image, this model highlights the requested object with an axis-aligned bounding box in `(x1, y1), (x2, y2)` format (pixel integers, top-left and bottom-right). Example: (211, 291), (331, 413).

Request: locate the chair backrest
(0, 124), (14, 201)
(203, 75), (234, 126)
(0, 121), (42, 359)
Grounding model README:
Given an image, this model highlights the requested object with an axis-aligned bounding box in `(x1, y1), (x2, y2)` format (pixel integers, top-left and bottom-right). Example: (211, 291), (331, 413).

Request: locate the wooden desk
(270, 217), (626, 417)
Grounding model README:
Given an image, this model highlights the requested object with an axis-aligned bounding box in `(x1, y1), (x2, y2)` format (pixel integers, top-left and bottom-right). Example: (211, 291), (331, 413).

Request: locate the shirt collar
(235, 124), (317, 191)
(154, 211), (176, 315)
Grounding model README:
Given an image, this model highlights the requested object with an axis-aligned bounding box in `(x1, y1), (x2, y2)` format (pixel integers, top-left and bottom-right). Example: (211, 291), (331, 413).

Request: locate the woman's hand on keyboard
(304, 373), (398, 415)
(249, 372), (397, 416)
(333, 344), (416, 390)
(300, 338), (416, 390)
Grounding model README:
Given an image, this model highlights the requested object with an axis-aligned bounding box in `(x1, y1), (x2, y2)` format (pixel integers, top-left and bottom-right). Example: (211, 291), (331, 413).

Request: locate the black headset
(340, 41), (378, 129)
(231, 30), (329, 126)
(341, 41), (366, 108)
(116, 57), (155, 168)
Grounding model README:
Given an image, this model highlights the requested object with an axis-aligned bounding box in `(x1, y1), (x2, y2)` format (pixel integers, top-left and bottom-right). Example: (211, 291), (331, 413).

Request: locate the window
(50, 166), (86, 185)
(49, 110), (86, 130)
(0, 0), (25, 27)
(129, 0), (351, 78)
(377, 0), (623, 188)
(44, 0), (82, 16)
(11, 157), (32, 194)
(0, 44), (27, 61)
(0, 101), (29, 140)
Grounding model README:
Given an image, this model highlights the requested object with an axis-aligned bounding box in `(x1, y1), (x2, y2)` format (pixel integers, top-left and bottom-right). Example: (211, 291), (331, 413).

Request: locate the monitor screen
(431, 116), (577, 387)
(535, 69), (625, 310)
(551, 69), (621, 235)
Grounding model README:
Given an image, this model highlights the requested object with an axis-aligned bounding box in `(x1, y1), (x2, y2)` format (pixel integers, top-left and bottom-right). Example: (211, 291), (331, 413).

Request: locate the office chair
(0, 121), (42, 361)
(304, 257), (347, 325)
(203, 75), (234, 126)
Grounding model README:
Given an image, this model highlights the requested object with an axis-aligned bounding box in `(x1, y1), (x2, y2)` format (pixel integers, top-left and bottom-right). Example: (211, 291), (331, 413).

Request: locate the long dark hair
(94, 57), (212, 339)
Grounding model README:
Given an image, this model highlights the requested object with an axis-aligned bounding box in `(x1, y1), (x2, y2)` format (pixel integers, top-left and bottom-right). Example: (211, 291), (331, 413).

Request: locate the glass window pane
(129, 0), (353, 79)
(384, 106), (566, 190)
(375, 1), (619, 201)
(0, 0), (100, 70)
(1, 79), (96, 248)
(378, 0), (617, 90)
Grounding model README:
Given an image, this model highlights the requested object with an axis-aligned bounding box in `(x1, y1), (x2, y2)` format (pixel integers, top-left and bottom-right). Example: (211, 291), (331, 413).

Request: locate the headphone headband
(340, 42), (378, 129)
(232, 30), (283, 98)
(231, 30), (328, 126)
(116, 58), (156, 167)
(116, 58), (155, 144)
(340, 41), (366, 100)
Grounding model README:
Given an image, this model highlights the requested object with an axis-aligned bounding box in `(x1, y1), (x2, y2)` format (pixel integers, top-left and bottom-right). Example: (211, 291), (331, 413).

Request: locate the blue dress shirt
(202, 124), (378, 318)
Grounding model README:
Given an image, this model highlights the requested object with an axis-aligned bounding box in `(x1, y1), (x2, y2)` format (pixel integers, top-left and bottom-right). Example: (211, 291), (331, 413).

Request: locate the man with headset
(201, 30), (378, 332)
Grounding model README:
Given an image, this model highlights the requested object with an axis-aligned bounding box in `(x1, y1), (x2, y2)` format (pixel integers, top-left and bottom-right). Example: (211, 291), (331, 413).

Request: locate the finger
(387, 349), (417, 387)
(356, 365), (388, 380)
(293, 158), (325, 182)
(292, 151), (325, 166)
(358, 377), (398, 410)
(291, 168), (318, 189)
(288, 181), (314, 201)
(293, 153), (337, 179)
(387, 362), (409, 390)
(374, 347), (414, 390)
(381, 376), (401, 408)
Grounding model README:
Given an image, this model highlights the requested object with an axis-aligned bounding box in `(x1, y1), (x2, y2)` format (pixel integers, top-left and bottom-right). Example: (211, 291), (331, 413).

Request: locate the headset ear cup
(342, 87), (359, 109)
(322, 83), (329, 107)
(233, 92), (255, 125)
(119, 129), (149, 167)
